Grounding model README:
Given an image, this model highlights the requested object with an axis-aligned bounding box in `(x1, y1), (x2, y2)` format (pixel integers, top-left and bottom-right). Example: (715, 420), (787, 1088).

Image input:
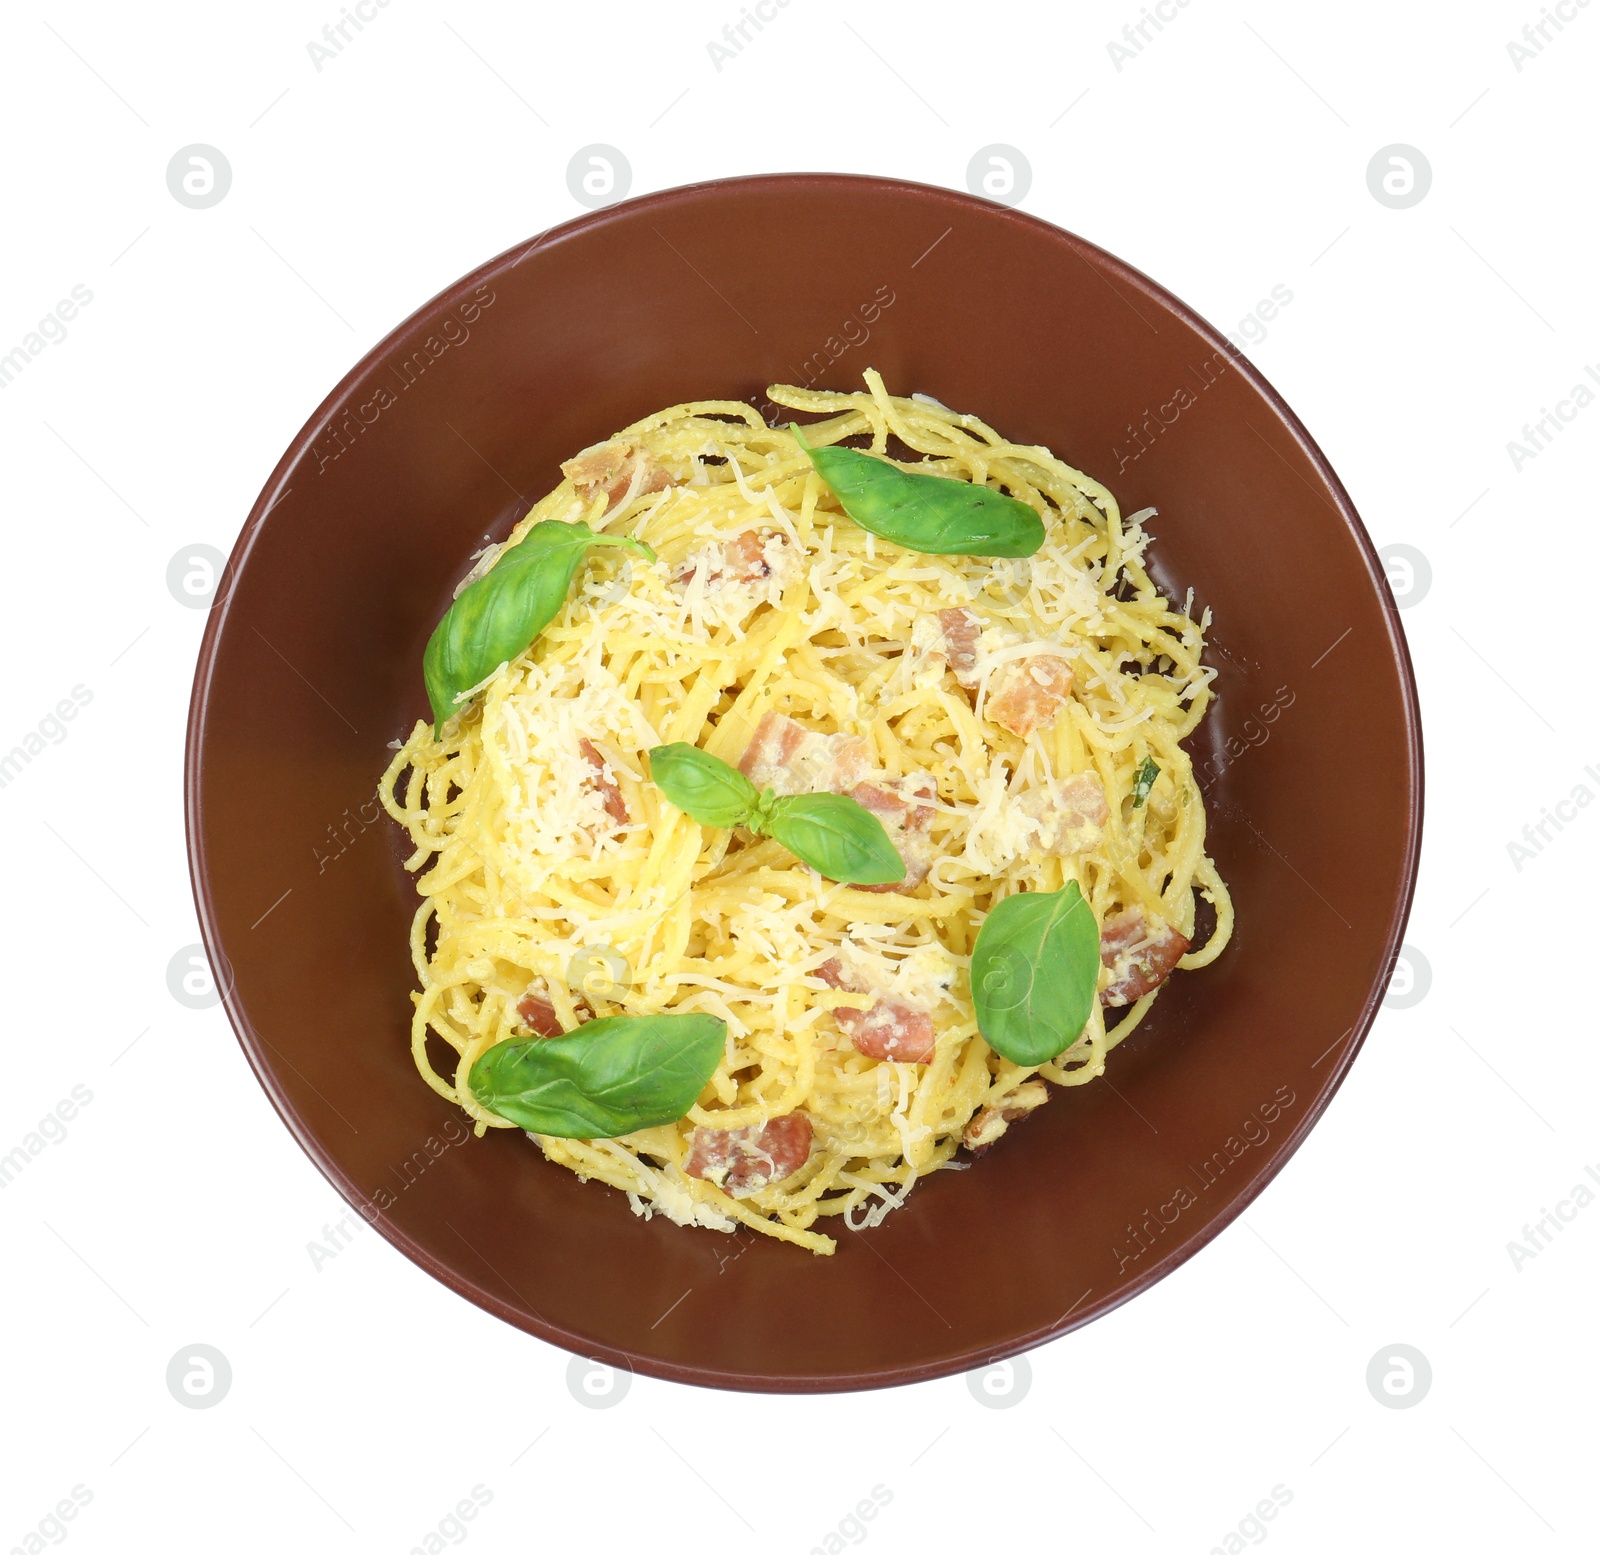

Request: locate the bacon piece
(722, 529), (770, 579)
(737, 711), (873, 798)
(938, 607), (982, 690)
(561, 439), (672, 515)
(938, 608), (1074, 736)
(1099, 909), (1190, 1007)
(579, 738), (629, 826)
(987, 655), (1073, 738)
(816, 959), (936, 1064)
(684, 1113), (813, 1194)
(848, 777), (936, 893)
(676, 528), (788, 586)
(1015, 773), (1109, 856)
(516, 984), (595, 1036)
(962, 1079), (1050, 1154)
(515, 991), (565, 1037)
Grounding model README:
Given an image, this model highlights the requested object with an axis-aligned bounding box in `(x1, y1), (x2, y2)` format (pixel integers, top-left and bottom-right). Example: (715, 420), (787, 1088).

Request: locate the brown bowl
(186, 172), (1421, 1392)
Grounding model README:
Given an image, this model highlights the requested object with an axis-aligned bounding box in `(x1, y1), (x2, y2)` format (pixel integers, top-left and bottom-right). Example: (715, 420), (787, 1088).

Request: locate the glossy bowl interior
(186, 173), (1421, 1391)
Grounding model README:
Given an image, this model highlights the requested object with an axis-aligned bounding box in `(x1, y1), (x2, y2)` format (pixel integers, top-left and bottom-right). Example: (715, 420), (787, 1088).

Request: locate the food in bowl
(379, 372), (1232, 1254)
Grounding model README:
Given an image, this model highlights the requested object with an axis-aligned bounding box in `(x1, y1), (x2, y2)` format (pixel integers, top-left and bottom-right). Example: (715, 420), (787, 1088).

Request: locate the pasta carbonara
(379, 373), (1232, 1254)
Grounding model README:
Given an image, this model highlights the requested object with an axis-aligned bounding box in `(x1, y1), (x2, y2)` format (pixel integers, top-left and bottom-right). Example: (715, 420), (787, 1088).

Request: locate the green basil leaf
(644, 743), (905, 884)
(764, 792), (907, 886)
(424, 521), (655, 736)
(1131, 756), (1160, 807)
(971, 881), (1100, 1067)
(649, 743), (760, 829)
(467, 1013), (726, 1138)
(793, 424), (1045, 559)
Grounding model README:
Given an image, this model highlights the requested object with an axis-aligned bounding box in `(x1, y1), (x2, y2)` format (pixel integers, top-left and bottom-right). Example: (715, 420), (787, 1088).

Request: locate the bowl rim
(185, 170), (1424, 1392)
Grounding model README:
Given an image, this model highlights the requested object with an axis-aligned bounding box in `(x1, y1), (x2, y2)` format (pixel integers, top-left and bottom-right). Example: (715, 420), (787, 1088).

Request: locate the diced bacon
(815, 958), (851, 992)
(517, 979), (594, 1037)
(737, 711), (873, 799)
(1056, 771), (1109, 826)
(738, 708), (805, 781)
(987, 655), (1073, 738)
(848, 777), (936, 893)
(851, 774), (934, 831)
(962, 1079), (1050, 1154)
(1099, 908), (1190, 1007)
(816, 959), (937, 1064)
(676, 528), (789, 586)
(938, 607), (982, 690)
(579, 738), (629, 826)
(561, 439), (672, 515)
(515, 991), (565, 1038)
(936, 609), (1074, 737)
(722, 528), (770, 579)
(1016, 772), (1109, 856)
(684, 1113), (813, 1194)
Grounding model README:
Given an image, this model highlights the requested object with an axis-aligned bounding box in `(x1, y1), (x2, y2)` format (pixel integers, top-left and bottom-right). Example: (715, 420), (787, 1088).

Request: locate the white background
(2, 1), (1594, 1550)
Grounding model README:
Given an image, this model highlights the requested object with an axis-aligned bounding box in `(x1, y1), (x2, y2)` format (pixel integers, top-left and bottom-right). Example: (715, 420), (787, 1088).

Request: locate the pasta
(379, 373), (1233, 1254)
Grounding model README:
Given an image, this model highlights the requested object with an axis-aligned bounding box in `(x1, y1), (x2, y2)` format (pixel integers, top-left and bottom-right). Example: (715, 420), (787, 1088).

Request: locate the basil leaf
(971, 881), (1100, 1067)
(764, 792), (906, 886)
(467, 1013), (726, 1138)
(649, 743), (760, 829)
(644, 744), (906, 884)
(793, 424), (1045, 559)
(1131, 756), (1160, 807)
(424, 521), (655, 736)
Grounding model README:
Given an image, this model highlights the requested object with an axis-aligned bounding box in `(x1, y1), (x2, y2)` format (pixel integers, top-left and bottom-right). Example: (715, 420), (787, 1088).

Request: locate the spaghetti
(379, 374), (1232, 1254)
